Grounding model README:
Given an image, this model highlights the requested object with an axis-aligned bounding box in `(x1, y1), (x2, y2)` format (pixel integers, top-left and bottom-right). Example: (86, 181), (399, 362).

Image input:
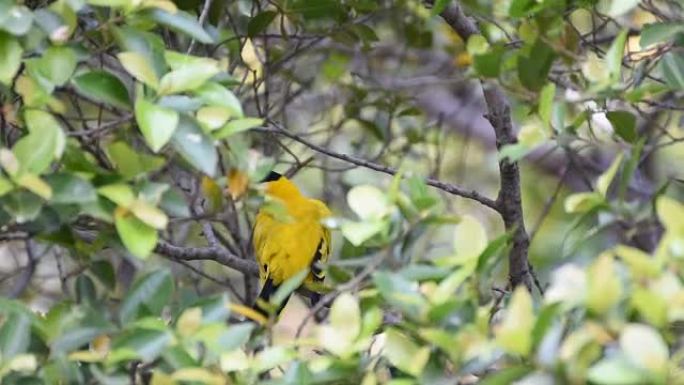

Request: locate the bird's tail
(253, 277), (289, 317)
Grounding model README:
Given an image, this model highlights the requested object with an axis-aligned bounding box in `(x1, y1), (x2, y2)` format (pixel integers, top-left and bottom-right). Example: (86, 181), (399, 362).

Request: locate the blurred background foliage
(0, 0), (684, 384)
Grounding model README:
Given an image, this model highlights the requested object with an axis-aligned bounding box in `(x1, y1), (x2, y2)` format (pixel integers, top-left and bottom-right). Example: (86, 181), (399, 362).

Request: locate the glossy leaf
(135, 98), (179, 152)
(115, 208), (158, 259)
(0, 32), (22, 85)
(170, 115), (218, 176)
(72, 70), (131, 110)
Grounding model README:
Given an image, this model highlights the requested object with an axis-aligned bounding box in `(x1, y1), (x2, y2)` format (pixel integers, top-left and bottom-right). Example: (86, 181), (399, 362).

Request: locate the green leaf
(72, 70), (131, 110)
(518, 39), (556, 91)
(16, 173), (52, 200)
(606, 29), (628, 83)
(14, 110), (65, 175)
(473, 47), (504, 78)
(98, 183), (135, 207)
(588, 356), (646, 385)
(111, 328), (173, 362)
(0, 311), (31, 360)
(2, 190), (43, 223)
(107, 141), (165, 180)
(0, 175), (13, 197)
(46, 173), (96, 204)
(596, 153), (623, 197)
(129, 199), (168, 230)
(430, 0), (450, 16)
(347, 185), (391, 220)
(586, 253), (622, 314)
(271, 268), (308, 307)
(213, 117), (263, 139)
(115, 209), (158, 259)
(606, 110), (637, 143)
(608, 0), (640, 17)
(479, 366), (532, 385)
(383, 328), (430, 377)
(508, 0), (534, 17)
(120, 270), (173, 323)
(118, 51), (159, 89)
(39, 46), (77, 86)
(341, 220), (385, 246)
(495, 287), (535, 356)
(0, 32), (23, 85)
(641, 23), (684, 48)
(453, 214), (488, 263)
(620, 323), (670, 376)
(135, 98), (179, 152)
(564, 192), (604, 213)
(145, 9), (214, 44)
(330, 293), (361, 340)
(247, 11), (277, 37)
(112, 26), (167, 79)
(0, 5), (34, 36)
(158, 60), (220, 95)
(170, 115), (218, 176)
(539, 83), (555, 128)
(660, 51), (684, 90)
(52, 326), (110, 354)
(194, 82), (244, 117)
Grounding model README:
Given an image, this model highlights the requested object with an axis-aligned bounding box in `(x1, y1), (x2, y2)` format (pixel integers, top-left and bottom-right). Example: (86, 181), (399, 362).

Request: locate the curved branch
(155, 240), (259, 276)
(256, 122), (500, 212)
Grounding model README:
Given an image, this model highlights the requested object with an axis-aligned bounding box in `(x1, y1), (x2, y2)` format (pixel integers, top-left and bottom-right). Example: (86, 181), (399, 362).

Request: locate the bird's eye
(263, 264), (268, 271)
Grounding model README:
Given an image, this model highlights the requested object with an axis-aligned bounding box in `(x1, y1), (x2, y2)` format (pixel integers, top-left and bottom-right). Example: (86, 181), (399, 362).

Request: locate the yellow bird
(252, 171), (332, 317)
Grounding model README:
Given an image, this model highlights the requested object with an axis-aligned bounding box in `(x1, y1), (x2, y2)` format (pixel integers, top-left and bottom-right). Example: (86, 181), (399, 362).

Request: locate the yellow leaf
(92, 334), (111, 354)
(141, 0), (177, 12)
(129, 199), (168, 229)
(16, 173), (52, 200)
(220, 349), (250, 372)
(564, 192), (603, 213)
(201, 175), (223, 211)
(118, 51), (159, 89)
(241, 38), (263, 80)
(614, 245), (661, 279)
(453, 214), (487, 263)
(8, 354), (37, 372)
(150, 371), (177, 385)
(171, 368), (225, 385)
(227, 169), (249, 200)
(197, 106), (232, 131)
(495, 287), (534, 356)
(656, 196), (684, 234)
(177, 307), (202, 337)
(68, 350), (106, 362)
(453, 52), (472, 67)
(587, 252), (622, 314)
(596, 153), (623, 197)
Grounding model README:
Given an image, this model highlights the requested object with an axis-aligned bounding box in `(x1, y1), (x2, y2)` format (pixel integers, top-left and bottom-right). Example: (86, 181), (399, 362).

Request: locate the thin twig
(255, 122), (500, 211)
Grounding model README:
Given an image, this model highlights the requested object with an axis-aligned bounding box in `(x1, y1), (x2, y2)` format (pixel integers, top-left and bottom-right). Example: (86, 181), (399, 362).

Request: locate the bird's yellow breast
(252, 178), (331, 285)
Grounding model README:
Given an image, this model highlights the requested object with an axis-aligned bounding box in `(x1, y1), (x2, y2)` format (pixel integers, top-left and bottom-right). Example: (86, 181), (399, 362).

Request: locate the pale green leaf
(135, 98), (179, 152)
(0, 32), (22, 85)
(170, 115), (218, 176)
(213, 117), (263, 139)
(620, 324), (669, 375)
(115, 208), (158, 259)
(383, 329), (430, 377)
(347, 185), (391, 220)
(118, 51), (159, 89)
(596, 153), (623, 197)
(496, 287), (535, 356)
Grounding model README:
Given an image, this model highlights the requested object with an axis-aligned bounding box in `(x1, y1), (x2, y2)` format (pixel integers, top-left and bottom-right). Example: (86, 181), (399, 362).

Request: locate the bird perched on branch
(252, 171), (331, 319)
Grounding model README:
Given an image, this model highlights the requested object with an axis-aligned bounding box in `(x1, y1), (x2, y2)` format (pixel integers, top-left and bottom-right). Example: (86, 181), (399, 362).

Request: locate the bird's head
(260, 171), (302, 200)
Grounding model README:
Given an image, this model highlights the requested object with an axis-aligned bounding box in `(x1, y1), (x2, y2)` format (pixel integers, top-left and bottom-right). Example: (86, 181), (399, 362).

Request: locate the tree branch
(257, 122), (500, 212)
(155, 240), (259, 276)
(436, 1), (533, 289)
